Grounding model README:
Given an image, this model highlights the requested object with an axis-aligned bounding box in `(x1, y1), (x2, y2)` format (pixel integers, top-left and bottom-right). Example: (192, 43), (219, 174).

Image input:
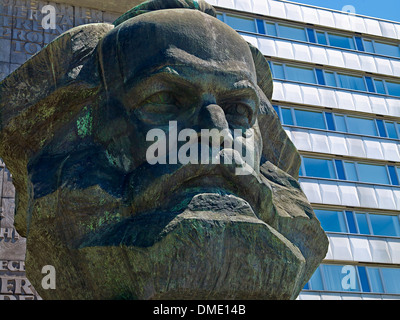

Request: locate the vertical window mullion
(382, 79), (389, 95)
(291, 107), (297, 126)
(378, 268), (387, 294)
(365, 213), (374, 235)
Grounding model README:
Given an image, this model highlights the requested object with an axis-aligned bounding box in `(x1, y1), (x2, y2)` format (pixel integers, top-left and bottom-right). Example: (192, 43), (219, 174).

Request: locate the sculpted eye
(135, 91), (183, 125)
(142, 92), (178, 106)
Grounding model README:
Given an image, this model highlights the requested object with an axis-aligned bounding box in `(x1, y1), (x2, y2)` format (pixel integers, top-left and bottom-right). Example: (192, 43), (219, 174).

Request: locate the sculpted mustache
(126, 160), (274, 224)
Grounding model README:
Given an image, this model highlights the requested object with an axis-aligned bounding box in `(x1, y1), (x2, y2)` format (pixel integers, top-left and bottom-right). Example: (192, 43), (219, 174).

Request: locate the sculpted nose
(198, 104), (229, 131)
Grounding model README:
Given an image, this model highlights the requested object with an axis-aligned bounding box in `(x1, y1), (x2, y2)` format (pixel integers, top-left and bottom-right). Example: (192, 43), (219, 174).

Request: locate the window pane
(322, 265), (360, 292)
(388, 166), (399, 185)
(345, 211), (358, 234)
(381, 268), (400, 294)
(369, 214), (400, 237)
(306, 28), (316, 43)
(356, 213), (370, 234)
(309, 267), (324, 290)
(385, 122), (398, 139)
(355, 36), (364, 51)
(328, 33), (355, 50)
(337, 73), (366, 91)
(357, 266), (371, 292)
(278, 24), (307, 41)
(365, 76), (375, 92)
(285, 65), (316, 84)
(324, 71), (337, 87)
(265, 22), (277, 36)
(356, 163), (390, 184)
(344, 162), (358, 181)
(225, 15), (256, 32)
(325, 112), (335, 131)
(335, 160), (346, 180)
(303, 157), (336, 179)
(281, 108), (293, 125)
(316, 31), (327, 45)
(386, 81), (400, 97)
(272, 63), (285, 79)
(314, 209), (347, 232)
(346, 116), (378, 136)
(374, 41), (400, 57)
(334, 115), (347, 132)
(366, 267), (384, 293)
(294, 109), (325, 129)
(256, 19), (265, 34)
(374, 79), (386, 94)
(363, 40), (374, 53)
(315, 69), (325, 85)
(376, 119), (387, 137)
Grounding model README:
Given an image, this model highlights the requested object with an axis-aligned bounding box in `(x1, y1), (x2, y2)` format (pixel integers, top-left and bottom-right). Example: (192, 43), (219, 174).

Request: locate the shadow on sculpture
(0, 0), (328, 300)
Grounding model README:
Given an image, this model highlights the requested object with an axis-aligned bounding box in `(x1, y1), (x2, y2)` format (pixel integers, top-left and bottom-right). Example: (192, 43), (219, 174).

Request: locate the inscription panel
(0, 0), (120, 81)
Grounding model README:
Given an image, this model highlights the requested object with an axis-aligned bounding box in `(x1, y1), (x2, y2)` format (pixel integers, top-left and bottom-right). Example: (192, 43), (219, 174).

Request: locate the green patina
(76, 106), (92, 138)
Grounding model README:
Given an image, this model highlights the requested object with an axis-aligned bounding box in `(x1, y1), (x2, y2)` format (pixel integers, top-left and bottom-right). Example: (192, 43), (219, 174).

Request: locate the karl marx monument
(0, 0), (328, 300)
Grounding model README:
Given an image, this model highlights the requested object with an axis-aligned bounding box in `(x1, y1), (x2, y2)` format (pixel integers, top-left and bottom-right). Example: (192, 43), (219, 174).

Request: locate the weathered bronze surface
(0, 0), (328, 300)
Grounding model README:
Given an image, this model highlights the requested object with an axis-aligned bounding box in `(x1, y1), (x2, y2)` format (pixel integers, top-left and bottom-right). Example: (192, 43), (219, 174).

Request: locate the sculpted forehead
(100, 9), (256, 86)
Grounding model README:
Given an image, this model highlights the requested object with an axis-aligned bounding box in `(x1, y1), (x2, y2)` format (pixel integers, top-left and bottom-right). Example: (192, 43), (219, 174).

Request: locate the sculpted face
(0, 1), (328, 300)
(95, 10), (265, 215)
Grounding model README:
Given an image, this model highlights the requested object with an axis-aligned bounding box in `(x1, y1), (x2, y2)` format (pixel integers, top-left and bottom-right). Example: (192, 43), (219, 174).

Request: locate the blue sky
(286, 0), (400, 22)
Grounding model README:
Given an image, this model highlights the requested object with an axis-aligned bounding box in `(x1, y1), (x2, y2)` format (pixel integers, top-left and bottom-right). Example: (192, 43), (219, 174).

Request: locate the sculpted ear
(0, 23), (114, 234)
(248, 43), (301, 178)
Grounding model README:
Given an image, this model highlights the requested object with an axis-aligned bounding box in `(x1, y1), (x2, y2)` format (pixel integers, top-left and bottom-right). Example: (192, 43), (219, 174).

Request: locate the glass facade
(217, 0), (400, 300)
(218, 11), (400, 58)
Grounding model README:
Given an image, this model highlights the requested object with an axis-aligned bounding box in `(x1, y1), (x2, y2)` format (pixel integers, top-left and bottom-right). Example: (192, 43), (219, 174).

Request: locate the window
(363, 39), (375, 53)
(344, 162), (357, 181)
(256, 19), (265, 34)
(306, 28), (316, 43)
(277, 24), (307, 42)
(285, 65), (316, 84)
(294, 109), (326, 129)
(386, 81), (400, 97)
(265, 22), (277, 36)
(314, 209), (347, 233)
(333, 114), (347, 132)
(365, 77), (375, 92)
(280, 108), (293, 125)
(369, 214), (400, 237)
(271, 63), (285, 79)
(381, 268), (400, 294)
(327, 33), (355, 50)
(302, 157), (336, 179)
(345, 116), (378, 136)
(325, 112), (335, 131)
(300, 155), (400, 186)
(374, 79), (386, 94)
(367, 268), (384, 293)
(324, 71), (337, 87)
(354, 36), (364, 51)
(356, 163), (390, 184)
(376, 119), (387, 137)
(305, 264), (400, 294)
(225, 15), (256, 33)
(355, 212), (370, 234)
(385, 122), (398, 139)
(337, 73), (366, 91)
(374, 41), (400, 58)
(316, 31), (327, 45)
(316, 208), (400, 238)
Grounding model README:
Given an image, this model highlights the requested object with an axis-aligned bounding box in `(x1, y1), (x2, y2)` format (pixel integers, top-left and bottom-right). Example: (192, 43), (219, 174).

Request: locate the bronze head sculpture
(0, 0), (328, 299)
